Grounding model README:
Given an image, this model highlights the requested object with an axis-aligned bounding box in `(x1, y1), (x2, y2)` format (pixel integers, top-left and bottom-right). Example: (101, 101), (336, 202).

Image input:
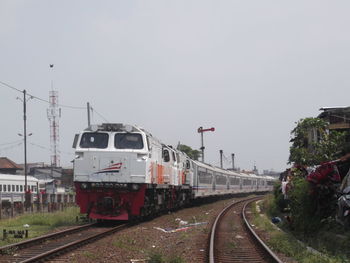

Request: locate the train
(73, 123), (275, 221)
(0, 174), (39, 202)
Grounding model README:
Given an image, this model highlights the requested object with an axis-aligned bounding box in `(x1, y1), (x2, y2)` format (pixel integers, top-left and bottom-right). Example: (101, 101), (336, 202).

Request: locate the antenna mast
(47, 64), (61, 167)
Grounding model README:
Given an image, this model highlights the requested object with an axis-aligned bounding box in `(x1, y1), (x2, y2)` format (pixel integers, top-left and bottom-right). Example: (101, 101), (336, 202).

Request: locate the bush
(273, 181), (288, 213)
(288, 177), (320, 234)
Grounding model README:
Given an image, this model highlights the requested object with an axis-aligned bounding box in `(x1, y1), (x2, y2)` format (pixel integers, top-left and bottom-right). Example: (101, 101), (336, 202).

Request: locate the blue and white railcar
(0, 174), (39, 202)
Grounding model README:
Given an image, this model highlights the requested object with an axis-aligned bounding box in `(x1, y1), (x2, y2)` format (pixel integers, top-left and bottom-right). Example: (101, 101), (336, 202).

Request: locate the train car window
(186, 160), (191, 169)
(216, 173), (227, 185)
(172, 152), (176, 162)
(31, 186), (35, 192)
(163, 149), (170, 162)
(146, 136), (151, 151)
(72, 134), (79, 148)
(0, 185), (2, 192)
(243, 179), (251, 186)
(3, 185), (6, 192)
(12, 185), (15, 192)
(229, 177), (240, 185)
(8, 185), (11, 192)
(115, 133), (144, 149)
(198, 170), (212, 184)
(20, 185), (23, 192)
(16, 185), (19, 192)
(80, 132), (109, 149)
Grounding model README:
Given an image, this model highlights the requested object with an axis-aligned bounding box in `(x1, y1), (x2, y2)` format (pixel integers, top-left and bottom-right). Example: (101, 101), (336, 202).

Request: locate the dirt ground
(52, 195), (273, 263)
(51, 197), (240, 263)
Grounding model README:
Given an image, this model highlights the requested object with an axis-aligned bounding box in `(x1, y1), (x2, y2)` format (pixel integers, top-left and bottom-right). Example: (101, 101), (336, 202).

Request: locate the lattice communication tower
(47, 90), (61, 167)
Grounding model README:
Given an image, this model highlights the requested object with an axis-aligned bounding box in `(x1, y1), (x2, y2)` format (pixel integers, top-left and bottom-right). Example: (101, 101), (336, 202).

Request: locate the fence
(0, 193), (76, 219)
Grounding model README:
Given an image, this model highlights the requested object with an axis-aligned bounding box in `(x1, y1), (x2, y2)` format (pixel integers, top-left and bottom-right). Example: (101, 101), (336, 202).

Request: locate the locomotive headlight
(81, 183), (88, 189)
(131, 184), (140, 191)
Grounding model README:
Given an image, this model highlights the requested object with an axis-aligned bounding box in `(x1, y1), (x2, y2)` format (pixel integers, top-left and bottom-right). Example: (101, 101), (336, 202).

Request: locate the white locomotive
(73, 123), (275, 220)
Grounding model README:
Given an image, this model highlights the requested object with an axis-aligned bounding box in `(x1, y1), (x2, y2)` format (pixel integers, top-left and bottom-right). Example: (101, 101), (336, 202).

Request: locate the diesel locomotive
(73, 123), (275, 221)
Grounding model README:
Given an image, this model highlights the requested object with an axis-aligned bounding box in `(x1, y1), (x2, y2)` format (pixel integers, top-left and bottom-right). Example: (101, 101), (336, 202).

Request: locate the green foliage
(289, 117), (346, 166)
(148, 252), (164, 263)
(147, 251), (185, 263)
(288, 177), (320, 234)
(272, 182), (288, 213)
(177, 144), (201, 160)
(256, 200), (344, 262)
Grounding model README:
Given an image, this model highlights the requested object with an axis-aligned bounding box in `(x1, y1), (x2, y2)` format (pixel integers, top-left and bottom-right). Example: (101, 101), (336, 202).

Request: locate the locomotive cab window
(163, 149), (170, 162)
(80, 133), (109, 149)
(115, 133), (144, 149)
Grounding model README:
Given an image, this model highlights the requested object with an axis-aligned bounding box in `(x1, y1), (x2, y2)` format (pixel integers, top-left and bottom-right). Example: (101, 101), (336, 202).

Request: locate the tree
(289, 117), (346, 166)
(177, 144), (201, 160)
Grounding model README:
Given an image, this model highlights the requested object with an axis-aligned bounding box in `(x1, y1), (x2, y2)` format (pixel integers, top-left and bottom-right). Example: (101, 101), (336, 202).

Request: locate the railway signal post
(197, 126), (215, 163)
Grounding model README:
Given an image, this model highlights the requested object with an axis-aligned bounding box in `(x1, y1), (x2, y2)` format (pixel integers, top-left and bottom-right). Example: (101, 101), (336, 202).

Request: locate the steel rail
(20, 223), (128, 263)
(242, 200), (283, 263)
(0, 223), (96, 255)
(209, 196), (283, 263)
(209, 197), (253, 263)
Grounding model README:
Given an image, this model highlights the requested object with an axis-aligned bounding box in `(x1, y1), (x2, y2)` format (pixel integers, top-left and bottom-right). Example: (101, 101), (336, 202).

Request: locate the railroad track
(209, 196), (283, 263)
(0, 222), (127, 262)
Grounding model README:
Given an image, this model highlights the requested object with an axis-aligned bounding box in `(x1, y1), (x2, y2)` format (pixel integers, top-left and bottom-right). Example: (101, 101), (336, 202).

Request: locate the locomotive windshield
(80, 133), (109, 149)
(115, 133), (144, 149)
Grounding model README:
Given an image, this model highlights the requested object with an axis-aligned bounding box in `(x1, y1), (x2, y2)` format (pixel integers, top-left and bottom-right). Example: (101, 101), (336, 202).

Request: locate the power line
(0, 139), (23, 146)
(0, 80), (22, 93)
(91, 107), (109, 122)
(0, 142), (23, 152)
(29, 142), (74, 156)
(0, 80), (85, 109)
(1, 80), (109, 123)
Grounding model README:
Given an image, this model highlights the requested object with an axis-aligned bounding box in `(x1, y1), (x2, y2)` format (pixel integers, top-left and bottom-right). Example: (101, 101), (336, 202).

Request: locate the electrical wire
(1, 79), (109, 123)
(0, 80), (22, 93)
(0, 142), (23, 152)
(91, 107), (109, 122)
(0, 80), (85, 109)
(29, 142), (74, 156)
(0, 139), (23, 146)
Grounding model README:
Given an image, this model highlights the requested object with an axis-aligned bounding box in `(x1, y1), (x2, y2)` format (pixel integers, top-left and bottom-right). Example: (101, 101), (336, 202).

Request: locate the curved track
(0, 222), (127, 262)
(209, 196), (283, 263)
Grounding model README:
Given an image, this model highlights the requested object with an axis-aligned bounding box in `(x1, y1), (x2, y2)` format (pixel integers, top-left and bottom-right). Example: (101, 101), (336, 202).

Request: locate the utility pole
(23, 90), (28, 196)
(219, 150), (223, 168)
(87, 102), (91, 128)
(197, 126), (215, 163)
(231, 153), (235, 170)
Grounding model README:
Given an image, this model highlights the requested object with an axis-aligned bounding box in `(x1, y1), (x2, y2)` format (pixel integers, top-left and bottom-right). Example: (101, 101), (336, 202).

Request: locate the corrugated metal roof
(0, 173), (38, 182)
(0, 157), (22, 169)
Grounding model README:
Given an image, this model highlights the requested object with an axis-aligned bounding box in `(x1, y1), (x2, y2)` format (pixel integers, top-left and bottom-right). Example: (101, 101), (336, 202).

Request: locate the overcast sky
(1, 1), (350, 173)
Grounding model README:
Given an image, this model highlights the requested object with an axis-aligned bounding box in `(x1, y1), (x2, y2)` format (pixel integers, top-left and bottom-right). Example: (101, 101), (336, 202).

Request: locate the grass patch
(0, 207), (81, 246)
(252, 198), (346, 263)
(82, 251), (99, 260)
(112, 237), (138, 251)
(147, 251), (185, 263)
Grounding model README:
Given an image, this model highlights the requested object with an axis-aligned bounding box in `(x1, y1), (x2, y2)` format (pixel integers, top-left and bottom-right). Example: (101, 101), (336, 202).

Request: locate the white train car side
(0, 174), (39, 202)
(191, 160), (275, 198)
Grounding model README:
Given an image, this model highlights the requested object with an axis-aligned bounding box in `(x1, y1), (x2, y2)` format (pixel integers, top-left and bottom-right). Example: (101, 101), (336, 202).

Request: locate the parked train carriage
(0, 174), (39, 202)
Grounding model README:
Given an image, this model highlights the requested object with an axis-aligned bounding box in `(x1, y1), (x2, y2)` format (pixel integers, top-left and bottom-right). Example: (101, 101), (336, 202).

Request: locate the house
(0, 157), (22, 174)
(318, 106), (350, 150)
(318, 106), (350, 132)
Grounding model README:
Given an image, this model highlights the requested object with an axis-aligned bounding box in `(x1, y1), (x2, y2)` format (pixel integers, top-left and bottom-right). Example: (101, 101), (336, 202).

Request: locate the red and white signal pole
(197, 126), (215, 163)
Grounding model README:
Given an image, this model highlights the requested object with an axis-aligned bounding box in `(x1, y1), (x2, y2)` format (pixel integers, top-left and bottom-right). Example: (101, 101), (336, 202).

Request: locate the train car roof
(0, 174), (39, 182)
